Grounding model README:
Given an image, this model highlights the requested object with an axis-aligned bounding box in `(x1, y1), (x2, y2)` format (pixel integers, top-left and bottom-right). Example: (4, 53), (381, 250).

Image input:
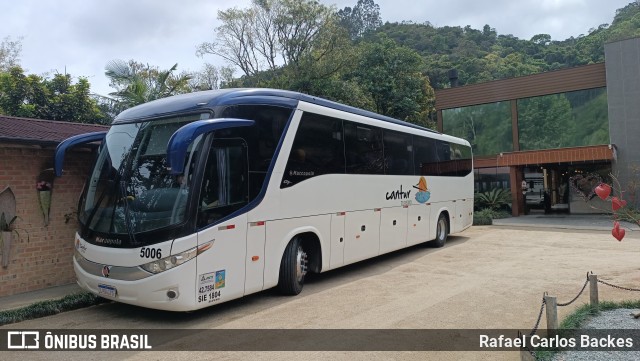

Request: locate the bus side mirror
(54, 131), (107, 177)
(166, 118), (254, 175)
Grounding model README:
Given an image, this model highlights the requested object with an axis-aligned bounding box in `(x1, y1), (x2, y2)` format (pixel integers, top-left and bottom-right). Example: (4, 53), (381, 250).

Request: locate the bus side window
(345, 122), (384, 175)
(197, 141), (249, 228)
(383, 130), (414, 175)
(281, 112), (345, 188)
(413, 136), (439, 176)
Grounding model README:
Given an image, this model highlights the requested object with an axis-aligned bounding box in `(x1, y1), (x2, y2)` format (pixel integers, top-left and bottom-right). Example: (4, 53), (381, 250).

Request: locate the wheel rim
(295, 245), (308, 283)
(437, 218), (447, 240)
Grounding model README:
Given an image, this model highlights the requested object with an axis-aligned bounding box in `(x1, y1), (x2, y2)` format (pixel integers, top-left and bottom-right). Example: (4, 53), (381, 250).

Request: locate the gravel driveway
(4, 225), (640, 361)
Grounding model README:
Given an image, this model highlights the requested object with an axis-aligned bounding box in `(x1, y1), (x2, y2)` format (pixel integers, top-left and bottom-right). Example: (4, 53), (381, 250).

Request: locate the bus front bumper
(73, 253), (197, 312)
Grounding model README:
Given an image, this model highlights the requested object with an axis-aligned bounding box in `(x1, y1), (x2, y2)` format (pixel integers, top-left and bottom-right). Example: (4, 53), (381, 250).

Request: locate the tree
(338, 0), (383, 39)
(104, 59), (192, 109)
(188, 63), (236, 91)
(0, 66), (108, 124)
(0, 36), (22, 72)
(197, 0), (341, 81)
(350, 36), (435, 127)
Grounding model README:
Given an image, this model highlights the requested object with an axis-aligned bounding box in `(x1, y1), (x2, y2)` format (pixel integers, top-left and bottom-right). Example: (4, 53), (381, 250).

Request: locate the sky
(0, 0), (633, 97)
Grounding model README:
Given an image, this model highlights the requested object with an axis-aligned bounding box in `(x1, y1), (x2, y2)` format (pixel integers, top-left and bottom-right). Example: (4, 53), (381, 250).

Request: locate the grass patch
(534, 300), (640, 360)
(0, 292), (107, 326)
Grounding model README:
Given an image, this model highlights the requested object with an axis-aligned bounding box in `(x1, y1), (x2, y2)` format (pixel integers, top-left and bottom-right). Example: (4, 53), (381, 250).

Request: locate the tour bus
(55, 88), (473, 311)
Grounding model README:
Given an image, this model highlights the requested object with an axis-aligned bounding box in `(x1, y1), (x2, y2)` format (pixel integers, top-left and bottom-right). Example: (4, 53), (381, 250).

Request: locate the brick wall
(0, 144), (95, 297)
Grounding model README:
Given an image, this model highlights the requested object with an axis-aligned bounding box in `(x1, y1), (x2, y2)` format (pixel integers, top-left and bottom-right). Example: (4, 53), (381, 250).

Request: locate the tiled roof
(0, 115), (109, 145)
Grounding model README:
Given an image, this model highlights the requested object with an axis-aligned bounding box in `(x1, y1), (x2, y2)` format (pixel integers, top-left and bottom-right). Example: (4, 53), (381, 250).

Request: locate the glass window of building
(442, 101), (512, 156)
(518, 87), (608, 151)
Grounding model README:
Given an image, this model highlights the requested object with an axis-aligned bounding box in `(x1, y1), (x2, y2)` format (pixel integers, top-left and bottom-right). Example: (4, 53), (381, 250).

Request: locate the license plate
(98, 284), (117, 297)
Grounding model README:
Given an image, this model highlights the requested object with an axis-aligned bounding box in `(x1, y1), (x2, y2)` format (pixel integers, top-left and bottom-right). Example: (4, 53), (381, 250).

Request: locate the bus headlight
(140, 241), (213, 274)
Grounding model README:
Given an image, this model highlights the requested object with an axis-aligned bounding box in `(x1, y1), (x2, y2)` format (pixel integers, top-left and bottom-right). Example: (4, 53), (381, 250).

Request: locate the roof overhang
(474, 144), (616, 168)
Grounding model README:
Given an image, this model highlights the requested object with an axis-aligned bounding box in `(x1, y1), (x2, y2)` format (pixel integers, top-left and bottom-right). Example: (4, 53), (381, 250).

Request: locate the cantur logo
(413, 177), (431, 204)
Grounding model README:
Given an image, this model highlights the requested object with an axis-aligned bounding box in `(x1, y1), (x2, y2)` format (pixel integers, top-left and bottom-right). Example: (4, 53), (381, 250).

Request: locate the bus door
(195, 138), (250, 305)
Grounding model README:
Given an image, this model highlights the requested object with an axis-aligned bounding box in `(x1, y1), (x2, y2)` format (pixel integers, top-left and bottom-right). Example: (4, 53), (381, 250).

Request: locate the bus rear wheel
(278, 237), (308, 295)
(430, 213), (448, 248)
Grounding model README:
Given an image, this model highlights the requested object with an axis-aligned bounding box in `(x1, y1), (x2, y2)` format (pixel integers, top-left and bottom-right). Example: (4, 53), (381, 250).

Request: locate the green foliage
(473, 208), (510, 225)
(370, 2), (640, 88)
(443, 101), (512, 156)
(337, 0), (383, 39)
(0, 66), (109, 124)
(198, 0), (341, 81)
(203, 0), (636, 132)
(347, 35), (435, 126)
(473, 209), (493, 225)
(518, 93), (572, 150)
(474, 188), (511, 211)
(105, 59), (192, 112)
(0, 292), (107, 326)
(0, 212), (28, 243)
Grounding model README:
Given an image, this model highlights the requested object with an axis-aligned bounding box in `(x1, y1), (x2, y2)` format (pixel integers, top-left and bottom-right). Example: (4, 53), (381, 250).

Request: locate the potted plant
(0, 212), (27, 268)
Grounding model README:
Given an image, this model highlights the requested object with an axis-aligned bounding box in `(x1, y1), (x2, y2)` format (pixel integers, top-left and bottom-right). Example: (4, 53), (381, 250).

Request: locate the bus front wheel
(430, 213), (449, 248)
(278, 237), (308, 295)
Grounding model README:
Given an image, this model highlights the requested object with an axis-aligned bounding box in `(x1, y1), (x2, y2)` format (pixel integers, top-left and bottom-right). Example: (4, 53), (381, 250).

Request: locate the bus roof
(112, 88), (438, 134)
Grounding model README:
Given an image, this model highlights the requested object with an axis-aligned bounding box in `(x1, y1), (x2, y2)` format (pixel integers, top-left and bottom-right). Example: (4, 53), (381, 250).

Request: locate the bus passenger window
(383, 130), (414, 175)
(281, 113), (345, 188)
(345, 122), (384, 175)
(413, 136), (439, 176)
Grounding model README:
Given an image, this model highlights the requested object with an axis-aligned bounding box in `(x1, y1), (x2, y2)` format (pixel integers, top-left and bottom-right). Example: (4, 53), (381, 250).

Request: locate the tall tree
(0, 36), (22, 72)
(197, 0), (342, 81)
(104, 59), (192, 109)
(350, 36), (435, 127)
(338, 0), (383, 39)
(188, 63), (236, 91)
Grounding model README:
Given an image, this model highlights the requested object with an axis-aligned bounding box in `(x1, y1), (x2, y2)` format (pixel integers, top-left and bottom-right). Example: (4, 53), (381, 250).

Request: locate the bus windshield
(79, 113), (206, 239)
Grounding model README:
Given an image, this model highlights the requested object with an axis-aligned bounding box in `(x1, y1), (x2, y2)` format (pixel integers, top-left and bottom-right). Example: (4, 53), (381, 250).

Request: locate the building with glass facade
(435, 37), (640, 216)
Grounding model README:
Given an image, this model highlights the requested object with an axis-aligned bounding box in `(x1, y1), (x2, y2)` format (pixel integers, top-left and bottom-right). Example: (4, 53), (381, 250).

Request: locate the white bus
(55, 88), (473, 311)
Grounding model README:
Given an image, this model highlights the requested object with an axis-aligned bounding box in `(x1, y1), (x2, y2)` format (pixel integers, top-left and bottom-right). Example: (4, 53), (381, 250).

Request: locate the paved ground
(2, 222), (640, 360)
(492, 212), (640, 231)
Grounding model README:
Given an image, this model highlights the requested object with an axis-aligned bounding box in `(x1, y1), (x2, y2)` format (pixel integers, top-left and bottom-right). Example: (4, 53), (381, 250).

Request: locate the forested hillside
(374, 2), (640, 88)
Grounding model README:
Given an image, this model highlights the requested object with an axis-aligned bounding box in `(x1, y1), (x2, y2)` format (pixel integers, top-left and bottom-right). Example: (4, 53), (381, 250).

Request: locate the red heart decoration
(595, 183), (611, 200)
(612, 226), (625, 241)
(612, 197), (627, 211)
(613, 221), (620, 230)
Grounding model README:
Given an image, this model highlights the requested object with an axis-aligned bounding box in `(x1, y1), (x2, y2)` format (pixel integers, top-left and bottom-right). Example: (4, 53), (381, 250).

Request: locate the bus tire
(430, 213), (448, 248)
(278, 236), (308, 295)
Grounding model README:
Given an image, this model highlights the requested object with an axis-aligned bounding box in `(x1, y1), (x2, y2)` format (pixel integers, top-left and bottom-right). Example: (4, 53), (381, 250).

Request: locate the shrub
(474, 188), (511, 211)
(473, 209), (493, 225)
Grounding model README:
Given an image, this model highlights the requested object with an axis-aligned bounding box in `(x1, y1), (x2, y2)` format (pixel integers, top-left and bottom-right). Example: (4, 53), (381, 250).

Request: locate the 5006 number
(140, 247), (162, 259)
